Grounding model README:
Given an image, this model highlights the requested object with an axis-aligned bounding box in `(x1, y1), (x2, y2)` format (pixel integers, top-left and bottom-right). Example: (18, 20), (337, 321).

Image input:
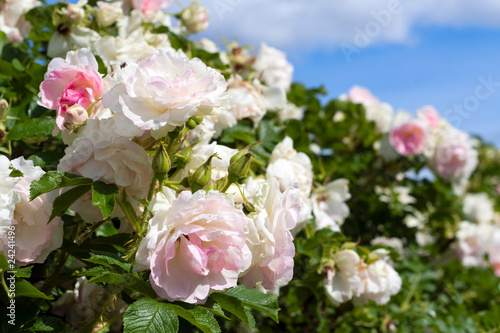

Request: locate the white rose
(463, 192), (494, 225)
(57, 118), (153, 222)
(0, 155), (20, 233)
(324, 250), (363, 305)
(222, 75), (286, 127)
(103, 49), (227, 138)
(354, 249), (402, 305)
(371, 237), (405, 256)
(254, 43), (293, 91)
(0, 157), (63, 265)
(279, 102), (305, 121)
(47, 26), (100, 59)
(243, 178), (300, 293)
(454, 221), (491, 268)
(96, 1), (123, 27)
(0, 0), (39, 42)
(312, 179), (351, 231)
(266, 136), (313, 225)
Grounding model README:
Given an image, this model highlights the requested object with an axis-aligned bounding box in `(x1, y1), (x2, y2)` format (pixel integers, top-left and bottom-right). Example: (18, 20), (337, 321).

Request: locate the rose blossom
(96, 1), (123, 27)
(454, 221), (491, 268)
(417, 105), (441, 129)
(224, 75), (286, 125)
(135, 189), (251, 304)
(429, 128), (478, 186)
(354, 249), (402, 305)
(103, 49), (227, 139)
(488, 228), (500, 277)
(0, 157), (63, 265)
(132, 0), (173, 19)
(0, 0), (39, 43)
(57, 118), (153, 223)
(180, 1), (209, 33)
(266, 136), (313, 225)
(463, 192), (494, 225)
(343, 86), (394, 133)
(254, 43), (293, 91)
(0, 155), (20, 232)
(243, 178), (300, 293)
(389, 119), (427, 156)
(39, 48), (103, 133)
(312, 179), (351, 231)
(324, 250), (363, 305)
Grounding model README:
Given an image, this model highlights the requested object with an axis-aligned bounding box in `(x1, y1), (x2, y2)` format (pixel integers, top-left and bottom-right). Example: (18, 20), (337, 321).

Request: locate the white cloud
(179, 0), (500, 53)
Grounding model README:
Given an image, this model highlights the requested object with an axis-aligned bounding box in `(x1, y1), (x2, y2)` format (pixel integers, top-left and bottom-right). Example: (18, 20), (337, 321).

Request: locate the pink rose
(417, 105), (440, 128)
(389, 119), (427, 156)
(430, 129), (478, 183)
(132, 0), (173, 19)
(136, 189), (251, 304)
(347, 86), (379, 105)
(39, 48), (103, 132)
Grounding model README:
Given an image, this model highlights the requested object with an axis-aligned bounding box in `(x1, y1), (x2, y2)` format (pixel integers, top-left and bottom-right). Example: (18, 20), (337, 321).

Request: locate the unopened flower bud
(175, 143), (193, 170)
(186, 117), (199, 130)
(63, 105), (88, 129)
(180, 1), (209, 34)
(190, 154), (219, 192)
(153, 143), (171, 182)
(228, 153), (253, 183)
(229, 142), (260, 166)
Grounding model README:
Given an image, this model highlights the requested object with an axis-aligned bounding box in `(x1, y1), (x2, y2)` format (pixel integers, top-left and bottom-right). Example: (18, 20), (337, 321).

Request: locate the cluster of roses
(2, 0), (463, 324)
(343, 86), (478, 193)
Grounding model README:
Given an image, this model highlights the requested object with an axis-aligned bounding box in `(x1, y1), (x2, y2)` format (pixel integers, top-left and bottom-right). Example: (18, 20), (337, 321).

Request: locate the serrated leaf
(166, 304), (221, 333)
(49, 185), (92, 222)
(91, 181), (119, 220)
(30, 171), (93, 201)
(84, 254), (131, 272)
(15, 279), (53, 300)
(5, 117), (55, 141)
(210, 293), (256, 329)
(124, 298), (179, 333)
(223, 286), (279, 323)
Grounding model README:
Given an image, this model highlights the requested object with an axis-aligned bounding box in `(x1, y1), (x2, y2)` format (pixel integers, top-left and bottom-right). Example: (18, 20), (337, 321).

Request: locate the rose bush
(0, 1), (499, 332)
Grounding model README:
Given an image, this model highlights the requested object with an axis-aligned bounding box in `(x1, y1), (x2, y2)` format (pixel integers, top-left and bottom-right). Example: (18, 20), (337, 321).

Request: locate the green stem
(0, 272), (10, 298)
(141, 177), (158, 224)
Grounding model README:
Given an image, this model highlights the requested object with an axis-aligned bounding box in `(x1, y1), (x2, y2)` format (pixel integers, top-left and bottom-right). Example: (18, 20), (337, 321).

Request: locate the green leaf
(123, 299), (179, 333)
(166, 304), (221, 333)
(30, 171), (93, 201)
(84, 253), (131, 272)
(15, 279), (53, 300)
(80, 268), (157, 299)
(0, 253), (10, 271)
(13, 266), (32, 278)
(223, 286), (279, 323)
(220, 122), (256, 144)
(49, 185), (92, 222)
(91, 181), (119, 219)
(210, 293), (255, 329)
(5, 117), (55, 141)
